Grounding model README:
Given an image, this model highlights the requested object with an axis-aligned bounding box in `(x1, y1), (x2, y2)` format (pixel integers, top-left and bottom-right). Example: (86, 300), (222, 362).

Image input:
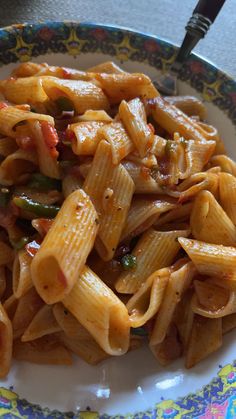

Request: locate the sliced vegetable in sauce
(27, 173), (61, 191)
(13, 196), (60, 218)
(120, 254), (137, 270)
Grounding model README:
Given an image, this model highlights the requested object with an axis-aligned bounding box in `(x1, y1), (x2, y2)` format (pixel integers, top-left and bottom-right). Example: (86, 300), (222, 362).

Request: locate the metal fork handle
(172, 0), (226, 73)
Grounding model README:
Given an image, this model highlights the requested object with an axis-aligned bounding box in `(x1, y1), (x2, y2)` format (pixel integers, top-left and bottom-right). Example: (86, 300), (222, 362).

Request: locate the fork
(154, 0), (226, 96)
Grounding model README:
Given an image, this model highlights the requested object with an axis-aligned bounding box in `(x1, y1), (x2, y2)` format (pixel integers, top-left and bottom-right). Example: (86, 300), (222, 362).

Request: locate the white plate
(0, 22), (235, 419)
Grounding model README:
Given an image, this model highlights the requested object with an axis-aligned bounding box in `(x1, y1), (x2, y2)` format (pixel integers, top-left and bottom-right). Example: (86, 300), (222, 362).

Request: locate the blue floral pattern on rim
(0, 21), (235, 419)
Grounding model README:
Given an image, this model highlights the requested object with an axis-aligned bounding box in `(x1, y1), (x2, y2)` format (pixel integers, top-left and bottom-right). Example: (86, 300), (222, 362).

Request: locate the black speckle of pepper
(64, 309), (68, 315)
(117, 207), (122, 211)
(95, 218), (99, 225)
(112, 248), (115, 251)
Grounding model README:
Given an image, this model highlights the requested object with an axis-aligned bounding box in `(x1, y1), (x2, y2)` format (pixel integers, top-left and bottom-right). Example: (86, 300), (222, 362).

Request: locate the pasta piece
(83, 141), (134, 260)
(178, 237), (236, 277)
(0, 137), (18, 157)
(75, 109), (112, 122)
(88, 61), (125, 74)
(185, 315), (222, 368)
(63, 266), (130, 356)
(155, 202), (193, 227)
(121, 198), (175, 241)
(0, 106), (54, 137)
(219, 173), (236, 225)
(119, 98), (154, 157)
(127, 152), (157, 169)
(127, 267), (169, 327)
(3, 295), (18, 320)
(12, 62), (46, 77)
(173, 289), (194, 348)
(164, 95), (207, 119)
(98, 121), (134, 164)
(190, 190), (236, 245)
(21, 305), (61, 341)
(13, 335), (72, 365)
(210, 154), (236, 175)
(191, 280), (236, 318)
(185, 139), (216, 176)
(13, 249), (32, 298)
(29, 121), (60, 179)
(115, 228), (190, 294)
(150, 135), (167, 156)
(0, 77), (48, 104)
(53, 303), (91, 339)
(169, 171), (218, 203)
(147, 96), (212, 142)
(150, 323), (182, 366)
(60, 332), (109, 365)
(54, 303), (108, 365)
(0, 303), (12, 378)
(0, 266), (6, 298)
(12, 287), (44, 339)
(31, 189), (98, 304)
(62, 173), (82, 198)
(43, 77), (109, 113)
(95, 72), (158, 104)
(17, 63), (95, 81)
(0, 241), (14, 266)
(150, 260), (196, 345)
(69, 121), (106, 155)
(222, 313), (236, 334)
(122, 161), (164, 194)
(0, 148), (38, 185)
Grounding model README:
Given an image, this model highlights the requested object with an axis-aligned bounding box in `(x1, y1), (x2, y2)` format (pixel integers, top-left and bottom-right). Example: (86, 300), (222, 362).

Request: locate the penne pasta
(185, 315), (222, 368)
(191, 280), (236, 318)
(84, 140), (134, 260)
(222, 313), (236, 334)
(119, 98), (154, 157)
(95, 72), (158, 104)
(13, 249), (32, 298)
(115, 228), (190, 294)
(63, 266), (130, 356)
(0, 60), (235, 374)
(219, 172), (236, 225)
(147, 96), (210, 142)
(12, 287), (44, 339)
(121, 198), (175, 241)
(31, 189), (98, 304)
(150, 323), (182, 366)
(21, 305), (61, 341)
(0, 241), (14, 266)
(53, 303), (109, 364)
(69, 121), (106, 156)
(0, 77), (48, 104)
(29, 121), (60, 179)
(0, 106), (54, 137)
(0, 303), (12, 378)
(164, 95), (207, 120)
(190, 190), (236, 245)
(0, 148), (38, 185)
(150, 260), (196, 346)
(122, 161), (164, 194)
(13, 335), (72, 365)
(62, 173), (82, 198)
(97, 121), (134, 164)
(43, 76), (109, 113)
(127, 267), (169, 327)
(0, 137), (18, 157)
(178, 237), (236, 278)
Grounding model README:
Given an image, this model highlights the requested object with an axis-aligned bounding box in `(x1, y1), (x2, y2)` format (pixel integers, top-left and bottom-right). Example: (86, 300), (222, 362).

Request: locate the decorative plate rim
(1, 19), (235, 82)
(0, 20), (235, 419)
